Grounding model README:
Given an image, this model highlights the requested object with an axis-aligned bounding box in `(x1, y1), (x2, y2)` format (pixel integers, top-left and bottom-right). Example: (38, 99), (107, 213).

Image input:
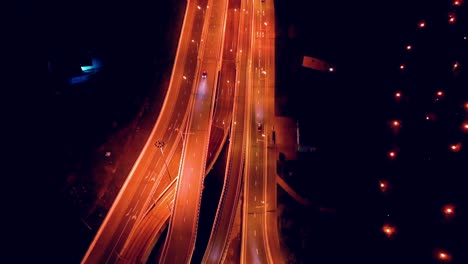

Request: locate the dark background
(5, 0), (467, 263)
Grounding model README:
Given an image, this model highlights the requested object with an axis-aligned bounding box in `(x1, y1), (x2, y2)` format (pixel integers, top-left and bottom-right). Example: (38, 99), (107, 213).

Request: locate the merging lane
(158, 0), (229, 262)
(242, 0), (284, 263)
(81, 0), (209, 263)
(201, 0), (247, 262)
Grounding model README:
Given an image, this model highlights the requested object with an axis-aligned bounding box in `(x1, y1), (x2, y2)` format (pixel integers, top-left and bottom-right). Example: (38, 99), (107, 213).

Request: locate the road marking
(256, 152), (258, 157)
(256, 248), (259, 255)
(254, 196), (256, 201)
(254, 230), (256, 236)
(255, 165), (258, 171)
(184, 217), (186, 223)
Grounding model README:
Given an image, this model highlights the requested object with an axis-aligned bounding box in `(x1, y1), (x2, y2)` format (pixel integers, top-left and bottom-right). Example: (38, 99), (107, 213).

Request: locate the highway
(82, 0), (288, 262)
(81, 0), (209, 262)
(262, 0), (285, 262)
(158, 0), (229, 262)
(201, 0), (248, 262)
(242, 0), (285, 263)
(118, 179), (176, 262)
(205, 0), (239, 172)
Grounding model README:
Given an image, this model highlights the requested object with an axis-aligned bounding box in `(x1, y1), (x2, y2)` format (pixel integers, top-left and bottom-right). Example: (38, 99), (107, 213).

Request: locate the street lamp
(155, 140), (171, 180)
(191, 39), (199, 51)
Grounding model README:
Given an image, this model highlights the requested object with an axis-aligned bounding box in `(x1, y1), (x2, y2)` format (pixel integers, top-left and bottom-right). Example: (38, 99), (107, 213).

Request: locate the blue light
(69, 75), (90, 85)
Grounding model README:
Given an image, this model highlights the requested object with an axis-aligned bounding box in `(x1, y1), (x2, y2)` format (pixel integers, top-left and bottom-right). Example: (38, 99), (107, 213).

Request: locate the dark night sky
(4, 0), (467, 262)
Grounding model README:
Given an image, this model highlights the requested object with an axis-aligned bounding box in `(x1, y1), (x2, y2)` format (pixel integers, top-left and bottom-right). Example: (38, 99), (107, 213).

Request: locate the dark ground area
(7, 0), (181, 262)
(275, 0), (467, 263)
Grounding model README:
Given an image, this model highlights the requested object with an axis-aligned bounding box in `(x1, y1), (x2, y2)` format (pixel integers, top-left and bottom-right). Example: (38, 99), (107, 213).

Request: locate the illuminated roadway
(158, 0), (229, 262)
(202, 0), (248, 262)
(81, 0), (210, 262)
(118, 179), (176, 262)
(262, 0), (285, 261)
(204, 0), (239, 173)
(242, 0), (285, 263)
(82, 0), (286, 262)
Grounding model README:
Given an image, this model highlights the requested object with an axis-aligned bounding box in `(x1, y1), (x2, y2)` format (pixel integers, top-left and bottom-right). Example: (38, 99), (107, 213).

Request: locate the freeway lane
(202, 0), (245, 262)
(242, 0), (268, 261)
(242, 0), (284, 262)
(158, 0), (229, 262)
(118, 179), (176, 263)
(81, 0), (209, 262)
(262, 0), (285, 262)
(205, 0), (240, 172)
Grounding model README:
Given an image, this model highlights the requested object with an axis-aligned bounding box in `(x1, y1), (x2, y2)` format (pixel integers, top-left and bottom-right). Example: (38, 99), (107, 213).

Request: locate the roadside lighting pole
(155, 140), (172, 180)
(191, 39), (199, 50)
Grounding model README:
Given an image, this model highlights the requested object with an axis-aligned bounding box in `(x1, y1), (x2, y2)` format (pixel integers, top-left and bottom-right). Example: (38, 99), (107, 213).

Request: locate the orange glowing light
(418, 21), (426, 28)
(393, 120), (400, 127)
(449, 13), (456, 23)
(453, 62), (460, 69)
(453, 0), (461, 6)
(406, 45), (412, 50)
(395, 92), (401, 98)
(382, 224), (396, 237)
(437, 91), (444, 96)
(464, 102), (468, 110)
(379, 180), (388, 192)
(425, 113), (436, 121)
(436, 250), (452, 262)
(462, 122), (468, 132)
(399, 64), (405, 70)
(450, 143), (462, 152)
(388, 151), (397, 159)
(443, 204), (455, 216)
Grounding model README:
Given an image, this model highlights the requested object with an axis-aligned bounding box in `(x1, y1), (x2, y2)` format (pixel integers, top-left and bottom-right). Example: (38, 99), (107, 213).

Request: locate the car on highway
(202, 70), (207, 79)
